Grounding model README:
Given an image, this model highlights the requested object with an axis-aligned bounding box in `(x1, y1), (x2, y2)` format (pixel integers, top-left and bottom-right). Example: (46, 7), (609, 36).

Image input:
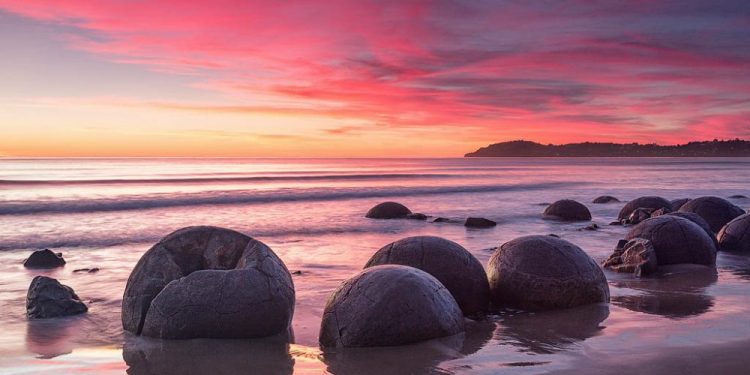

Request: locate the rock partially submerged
(27, 276), (87, 319)
(718, 213), (750, 253)
(593, 195), (620, 204)
(405, 213), (428, 220)
(319, 265), (464, 347)
(679, 196), (745, 233)
(486, 235), (609, 311)
(365, 202), (412, 219)
(464, 217), (496, 228)
(617, 196), (672, 222)
(122, 226), (295, 339)
(670, 198), (691, 211)
(543, 199), (592, 221)
(603, 238), (658, 277)
(625, 216), (716, 266)
(23, 249), (65, 269)
(665, 212), (718, 249)
(365, 236), (490, 317)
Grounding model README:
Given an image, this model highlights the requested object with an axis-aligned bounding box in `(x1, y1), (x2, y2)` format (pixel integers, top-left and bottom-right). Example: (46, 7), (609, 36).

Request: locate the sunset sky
(1, 1), (749, 157)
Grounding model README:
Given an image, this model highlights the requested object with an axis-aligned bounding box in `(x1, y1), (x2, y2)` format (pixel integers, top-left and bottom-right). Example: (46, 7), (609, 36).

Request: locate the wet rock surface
(603, 238), (658, 277)
(122, 226), (295, 339)
(486, 235), (609, 311)
(665, 212), (719, 249)
(618, 196), (672, 222)
(464, 217), (497, 228)
(365, 202), (412, 219)
(23, 249), (66, 269)
(405, 213), (428, 220)
(319, 265), (464, 348)
(679, 196), (745, 233)
(627, 207), (658, 225)
(27, 276), (87, 319)
(592, 195), (620, 204)
(718, 213), (750, 252)
(543, 199), (592, 221)
(365, 236), (490, 317)
(625, 216), (716, 266)
(670, 198), (691, 211)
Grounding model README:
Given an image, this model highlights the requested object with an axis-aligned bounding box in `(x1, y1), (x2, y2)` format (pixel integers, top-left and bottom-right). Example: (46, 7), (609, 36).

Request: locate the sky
(0, 1), (749, 157)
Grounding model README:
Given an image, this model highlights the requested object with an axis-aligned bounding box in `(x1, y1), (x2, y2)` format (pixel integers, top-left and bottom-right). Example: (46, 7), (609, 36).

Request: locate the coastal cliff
(465, 140), (750, 157)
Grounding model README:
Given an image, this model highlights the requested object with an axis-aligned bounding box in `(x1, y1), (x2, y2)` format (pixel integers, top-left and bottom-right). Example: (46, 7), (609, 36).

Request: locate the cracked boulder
(543, 199), (592, 221)
(365, 202), (412, 219)
(603, 238), (658, 277)
(718, 213), (750, 253)
(678, 196), (745, 233)
(27, 276), (87, 319)
(625, 216), (716, 266)
(319, 265), (464, 348)
(617, 196), (672, 222)
(665, 212), (719, 249)
(486, 235), (609, 311)
(365, 236), (490, 317)
(122, 226), (295, 339)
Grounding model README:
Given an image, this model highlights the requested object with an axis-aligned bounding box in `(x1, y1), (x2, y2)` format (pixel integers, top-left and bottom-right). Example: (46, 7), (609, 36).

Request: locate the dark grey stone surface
(618, 196), (672, 221)
(665, 211), (719, 249)
(464, 217), (496, 228)
(319, 265), (464, 348)
(592, 195), (620, 204)
(543, 199), (592, 221)
(23, 249), (65, 269)
(365, 236), (490, 317)
(122, 226), (295, 339)
(486, 235), (609, 311)
(718, 213), (750, 253)
(365, 202), (412, 219)
(626, 216), (716, 266)
(27, 276), (87, 319)
(670, 198), (691, 211)
(603, 238), (658, 277)
(679, 196), (745, 233)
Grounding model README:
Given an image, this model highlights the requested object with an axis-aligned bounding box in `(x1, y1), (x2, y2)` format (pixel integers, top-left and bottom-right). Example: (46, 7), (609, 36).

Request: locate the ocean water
(0, 157), (749, 374)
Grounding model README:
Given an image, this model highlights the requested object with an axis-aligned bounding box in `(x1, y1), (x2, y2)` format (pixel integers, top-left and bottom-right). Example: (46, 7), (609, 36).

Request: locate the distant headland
(465, 139), (750, 157)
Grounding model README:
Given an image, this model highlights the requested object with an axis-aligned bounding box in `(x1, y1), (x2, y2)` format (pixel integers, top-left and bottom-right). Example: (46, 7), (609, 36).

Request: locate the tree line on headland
(465, 139), (750, 157)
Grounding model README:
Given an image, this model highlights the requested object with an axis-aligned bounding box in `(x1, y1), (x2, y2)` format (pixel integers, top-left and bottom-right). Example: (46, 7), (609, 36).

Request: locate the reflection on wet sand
(322, 319), (495, 375)
(496, 303), (610, 354)
(123, 333), (294, 375)
(25, 316), (83, 359)
(718, 253), (750, 281)
(610, 265), (718, 319)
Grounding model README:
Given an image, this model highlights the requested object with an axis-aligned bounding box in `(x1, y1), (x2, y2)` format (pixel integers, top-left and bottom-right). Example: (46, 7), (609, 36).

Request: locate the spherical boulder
(365, 236), (490, 317)
(665, 212), (718, 248)
(626, 216), (716, 266)
(593, 195), (620, 204)
(23, 249), (65, 269)
(319, 265), (464, 348)
(543, 199), (591, 221)
(122, 226), (295, 339)
(464, 217), (497, 228)
(678, 196), (745, 233)
(27, 276), (87, 319)
(718, 213), (750, 252)
(617, 196), (672, 222)
(486, 235), (609, 311)
(365, 202), (412, 219)
(670, 198), (691, 211)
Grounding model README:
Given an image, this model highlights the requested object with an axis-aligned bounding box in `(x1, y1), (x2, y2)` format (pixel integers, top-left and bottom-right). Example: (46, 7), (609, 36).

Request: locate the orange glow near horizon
(1, 1), (749, 157)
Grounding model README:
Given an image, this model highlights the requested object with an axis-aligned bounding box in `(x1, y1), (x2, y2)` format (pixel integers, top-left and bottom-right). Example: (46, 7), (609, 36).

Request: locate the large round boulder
(678, 196), (745, 233)
(617, 196), (672, 222)
(122, 226), (295, 339)
(626, 216), (716, 266)
(665, 212), (718, 248)
(543, 199), (591, 221)
(27, 276), (87, 319)
(365, 236), (490, 317)
(593, 195), (620, 204)
(718, 213), (750, 252)
(486, 235), (609, 311)
(365, 202), (412, 219)
(319, 265), (464, 348)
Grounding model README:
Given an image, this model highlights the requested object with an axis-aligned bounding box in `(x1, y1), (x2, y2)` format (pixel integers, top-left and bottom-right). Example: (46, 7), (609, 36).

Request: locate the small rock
(432, 217), (451, 223)
(365, 202), (412, 219)
(602, 238), (658, 277)
(406, 213), (428, 220)
(23, 249), (65, 269)
(728, 195), (748, 199)
(26, 276), (87, 319)
(609, 221), (622, 226)
(73, 268), (100, 273)
(292, 270), (303, 275)
(627, 207), (656, 225)
(464, 217), (497, 228)
(579, 223), (599, 231)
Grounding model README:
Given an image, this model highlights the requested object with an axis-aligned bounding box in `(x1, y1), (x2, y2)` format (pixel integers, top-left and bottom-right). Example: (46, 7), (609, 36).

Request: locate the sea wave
(0, 182), (576, 216)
